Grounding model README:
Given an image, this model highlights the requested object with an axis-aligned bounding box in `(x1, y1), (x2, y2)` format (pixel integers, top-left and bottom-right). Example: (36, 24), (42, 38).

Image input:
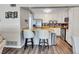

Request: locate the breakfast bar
(23, 24), (67, 46)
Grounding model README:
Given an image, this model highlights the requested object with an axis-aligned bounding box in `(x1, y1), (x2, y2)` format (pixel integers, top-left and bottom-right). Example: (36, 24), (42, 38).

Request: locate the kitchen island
(23, 25), (67, 45)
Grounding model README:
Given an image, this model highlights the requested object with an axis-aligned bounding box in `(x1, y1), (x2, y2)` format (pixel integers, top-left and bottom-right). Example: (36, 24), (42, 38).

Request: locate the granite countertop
(22, 26), (58, 32)
(23, 26), (65, 31)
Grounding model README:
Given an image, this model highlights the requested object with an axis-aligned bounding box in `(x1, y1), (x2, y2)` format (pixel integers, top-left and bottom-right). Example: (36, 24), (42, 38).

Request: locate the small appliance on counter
(33, 19), (42, 28)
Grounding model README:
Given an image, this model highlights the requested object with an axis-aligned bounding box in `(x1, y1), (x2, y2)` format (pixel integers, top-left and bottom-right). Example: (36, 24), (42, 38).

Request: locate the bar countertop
(22, 26), (66, 33)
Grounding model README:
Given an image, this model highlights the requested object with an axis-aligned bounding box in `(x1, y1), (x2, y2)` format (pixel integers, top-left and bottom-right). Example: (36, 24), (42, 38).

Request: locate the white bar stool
(38, 29), (49, 48)
(23, 30), (34, 49)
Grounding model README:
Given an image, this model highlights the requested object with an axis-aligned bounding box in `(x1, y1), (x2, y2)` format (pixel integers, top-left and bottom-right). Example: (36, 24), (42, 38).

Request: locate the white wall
(0, 4), (34, 48)
(72, 36), (79, 54)
(20, 8), (29, 46)
(66, 8), (74, 45)
(71, 7), (79, 53)
(20, 8), (29, 30)
(33, 8), (68, 23)
(0, 4), (21, 48)
(73, 7), (79, 36)
(66, 7), (79, 46)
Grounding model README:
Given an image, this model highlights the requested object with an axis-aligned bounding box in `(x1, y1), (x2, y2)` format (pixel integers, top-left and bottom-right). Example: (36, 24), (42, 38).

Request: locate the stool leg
(24, 38), (28, 50)
(31, 38), (34, 48)
(39, 39), (41, 48)
(43, 39), (45, 50)
(44, 39), (45, 47)
(47, 39), (49, 49)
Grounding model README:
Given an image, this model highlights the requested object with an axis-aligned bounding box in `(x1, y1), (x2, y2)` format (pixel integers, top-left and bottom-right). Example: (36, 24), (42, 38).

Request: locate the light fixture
(43, 9), (52, 13)
(10, 4), (16, 7)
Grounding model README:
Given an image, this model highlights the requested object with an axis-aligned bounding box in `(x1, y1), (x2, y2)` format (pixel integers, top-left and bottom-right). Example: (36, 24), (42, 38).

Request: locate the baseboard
(5, 44), (24, 48)
(64, 40), (72, 47)
(58, 36), (72, 48)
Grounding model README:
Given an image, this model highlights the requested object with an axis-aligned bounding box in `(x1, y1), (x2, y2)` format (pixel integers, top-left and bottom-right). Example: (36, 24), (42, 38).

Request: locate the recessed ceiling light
(43, 9), (52, 13)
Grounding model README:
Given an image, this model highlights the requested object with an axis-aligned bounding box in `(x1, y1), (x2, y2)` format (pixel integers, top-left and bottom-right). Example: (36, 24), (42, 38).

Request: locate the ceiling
(30, 8), (68, 14)
(22, 7), (69, 14)
(21, 4), (79, 14)
(20, 4), (79, 8)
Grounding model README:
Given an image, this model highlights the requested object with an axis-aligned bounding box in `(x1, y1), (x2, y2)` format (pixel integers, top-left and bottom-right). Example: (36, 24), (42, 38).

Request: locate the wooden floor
(2, 37), (73, 54)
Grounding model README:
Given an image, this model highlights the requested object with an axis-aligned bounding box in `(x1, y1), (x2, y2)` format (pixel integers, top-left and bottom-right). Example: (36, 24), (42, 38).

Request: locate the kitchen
(0, 4), (79, 54)
(21, 7), (69, 45)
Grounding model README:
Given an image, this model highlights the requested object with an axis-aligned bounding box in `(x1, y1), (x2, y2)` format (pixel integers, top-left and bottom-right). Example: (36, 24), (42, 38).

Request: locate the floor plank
(2, 37), (73, 54)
